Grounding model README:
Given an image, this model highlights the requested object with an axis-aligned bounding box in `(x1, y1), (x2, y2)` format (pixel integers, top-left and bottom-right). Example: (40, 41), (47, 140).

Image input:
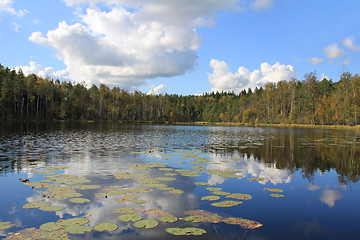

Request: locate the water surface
(0, 122), (359, 239)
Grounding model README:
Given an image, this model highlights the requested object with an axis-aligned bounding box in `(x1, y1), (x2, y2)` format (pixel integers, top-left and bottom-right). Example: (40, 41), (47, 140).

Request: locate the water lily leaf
(4, 228), (40, 239)
(172, 161), (186, 164)
(133, 219), (158, 229)
(154, 177), (176, 182)
(226, 193), (252, 200)
(223, 217), (263, 229)
(266, 188), (283, 193)
(69, 198), (90, 204)
(93, 222), (118, 232)
(206, 187), (222, 192)
(142, 183), (168, 189)
(128, 199), (149, 204)
(23, 181), (51, 189)
(211, 200), (242, 207)
(0, 222), (15, 230)
(189, 166), (205, 171)
(168, 189), (184, 194)
(114, 207), (135, 214)
(136, 178), (160, 184)
(166, 227), (206, 236)
(184, 210), (223, 223)
(118, 213), (142, 222)
(201, 195), (220, 201)
(157, 186), (174, 191)
(212, 191), (231, 196)
(164, 173), (177, 176)
(184, 215), (205, 223)
(33, 229), (67, 239)
(113, 171), (134, 180)
(248, 178), (265, 182)
(159, 215), (177, 223)
(64, 225), (91, 234)
(32, 170), (55, 175)
(39, 222), (62, 232)
(22, 201), (51, 209)
(158, 168), (174, 171)
(59, 217), (90, 227)
(38, 205), (65, 212)
(43, 187), (82, 200)
(270, 193), (284, 198)
(128, 164), (152, 170)
(195, 182), (209, 186)
(126, 187), (151, 193)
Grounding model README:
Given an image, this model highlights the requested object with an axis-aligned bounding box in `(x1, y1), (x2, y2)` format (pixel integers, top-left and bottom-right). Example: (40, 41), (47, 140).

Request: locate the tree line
(1, 64), (359, 125)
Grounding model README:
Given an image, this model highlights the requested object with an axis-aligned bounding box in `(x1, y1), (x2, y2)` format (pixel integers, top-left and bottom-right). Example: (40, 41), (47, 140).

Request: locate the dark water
(0, 122), (359, 240)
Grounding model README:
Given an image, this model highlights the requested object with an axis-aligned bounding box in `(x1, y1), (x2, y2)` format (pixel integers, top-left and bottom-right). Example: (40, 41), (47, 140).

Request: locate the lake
(0, 122), (359, 240)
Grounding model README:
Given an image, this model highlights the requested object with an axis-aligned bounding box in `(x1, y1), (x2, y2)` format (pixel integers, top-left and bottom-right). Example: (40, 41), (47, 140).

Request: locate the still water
(0, 122), (359, 240)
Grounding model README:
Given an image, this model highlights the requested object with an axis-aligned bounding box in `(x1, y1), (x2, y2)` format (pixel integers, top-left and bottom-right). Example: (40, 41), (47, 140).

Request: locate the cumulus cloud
(252, 0), (273, 11)
(310, 57), (324, 65)
(16, 61), (70, 81)
(207, 59), (296, 93)
(323, 43), (346, 59)
(319, 190), (342, 208)
(342, 36), (360, 53)
(29, 0), (238, 89)
(148, 84), (167, 95)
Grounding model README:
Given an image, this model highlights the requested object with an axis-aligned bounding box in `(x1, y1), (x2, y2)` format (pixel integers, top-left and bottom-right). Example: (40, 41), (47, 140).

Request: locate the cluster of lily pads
(2, 148), (286, 238)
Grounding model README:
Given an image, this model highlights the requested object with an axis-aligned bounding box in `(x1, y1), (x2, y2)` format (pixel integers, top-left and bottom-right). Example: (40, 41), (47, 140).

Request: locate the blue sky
(0, 0), (359, 95)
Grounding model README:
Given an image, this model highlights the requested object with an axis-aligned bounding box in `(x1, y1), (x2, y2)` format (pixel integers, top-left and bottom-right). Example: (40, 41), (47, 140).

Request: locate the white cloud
(16, 61), (70, 81)
(342, 36), (360, 53)
(323, 43), (346, 59)
(148, 84), (167, 95)
(207, 59), (296, 93)
(310, 57), (324, 65)
(0, 0), (28, 17)
(319, 190), (341, 208)
(30, 0), (238, 89)
(11, 22), (21, 32)
(0, 0), (16, 15)
(341, 59), (350, 66)
(252, 0), (273, 11)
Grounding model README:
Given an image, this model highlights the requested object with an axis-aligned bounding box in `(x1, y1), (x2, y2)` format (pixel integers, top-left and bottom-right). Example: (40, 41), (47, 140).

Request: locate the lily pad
(211, 200), (243, 207)
(223, 217), (263, 229)
(93, 222), (118, 232)
(212, 191), (231, 196)
(248, 178), (265, 182)
(45, 165), (71, 171)
(226, 193), (252, 200)
(166, 227), (206, 236)
(22, 201), (51, 209)
(69, 198), (90, 204)
(184, 215), (205, 223)
(266, 188), (284, 193)
(133, 219), (158, 229)
(195, 182), (209, 186)
(59, 217), (90, 227)
(154, 177), (176, 182)
(72, 185), (101, 190)
(118, 213), (142, 222)
(38, 205), (65, 212)
(39, 222), (62, 232)
(0, 222), (15, 230)
(201, 195), (220, 201)
(270, 193), (284, 198)
(33, 229), (67, 239)
(206, 187), (222, 192)
(64, 225), (91, 234)
(159, 215), (178, 223)
(168, 189), (184, 194)
(114, 207), (135, 214)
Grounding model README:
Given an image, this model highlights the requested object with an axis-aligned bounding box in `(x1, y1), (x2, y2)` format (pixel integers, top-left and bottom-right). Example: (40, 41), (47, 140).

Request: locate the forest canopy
(0, 64), (359, 125)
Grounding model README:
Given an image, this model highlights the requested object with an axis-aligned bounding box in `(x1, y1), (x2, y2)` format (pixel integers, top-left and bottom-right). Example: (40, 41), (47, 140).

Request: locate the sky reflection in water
(0, 123), (359, 239)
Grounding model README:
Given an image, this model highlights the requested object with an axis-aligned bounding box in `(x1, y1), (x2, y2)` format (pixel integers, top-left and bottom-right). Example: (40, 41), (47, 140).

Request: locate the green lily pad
(136, 178), (160, 184)
(158, 168), (174, 171)
(39, 222), (62, 232)
(69, 198), (90, 204)
(248, 178), (265, 182)
(266, 188), (284, 193)
(226, 193), (252, 200)
(33, 229), (67, 239)
(118, 213), (142, 222)
(114, 207), (135, 214)
(184, 215), (205, 223)
(270, 193), (284, 198)
(212, 191), (231, 196)
(72, 185), (101, 190)
(159, 215), (178, 223)
(164, 173), (177, 176)
(32, 170), (55, 175)
(38, 205), (65, 212)
(43, 187), (82, 200)
(184, 210), (223, 223)
(201, 195), (220, 201)
(211, 200), (242, 207)
(45, 165), (71, 171)
(223, 217), (263, 229)
(93, 222), (118, 232)
(142, 183), (168, 189)
(128, 199), (149, 204)
(168, 189), (184, 194)
(166, 227), (206, 236)
(154, 177), (176, 182)
(0, 221), (15, 230)
(64, 225), (91, 234)
(133, 219), (158, 229)
(195, 182), (209, 186)
(206, 187), (222, 192)
(23, 181), (51, 189)
(22, 201), (51, 209)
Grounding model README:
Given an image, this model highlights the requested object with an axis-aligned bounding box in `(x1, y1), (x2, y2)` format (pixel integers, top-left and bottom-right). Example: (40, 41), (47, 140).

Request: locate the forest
(0, 63), (359, 125)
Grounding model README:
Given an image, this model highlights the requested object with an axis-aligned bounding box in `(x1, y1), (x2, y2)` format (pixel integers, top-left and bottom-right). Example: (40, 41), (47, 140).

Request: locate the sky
(0, 0), (359, 95)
